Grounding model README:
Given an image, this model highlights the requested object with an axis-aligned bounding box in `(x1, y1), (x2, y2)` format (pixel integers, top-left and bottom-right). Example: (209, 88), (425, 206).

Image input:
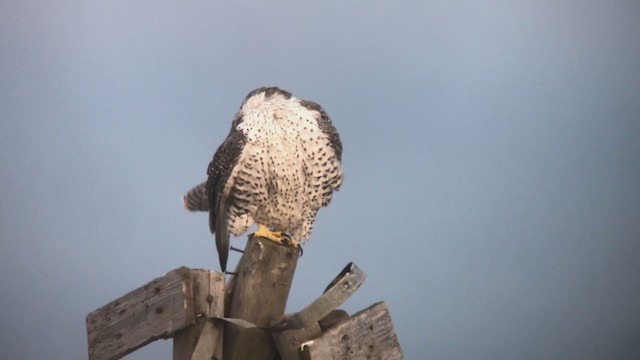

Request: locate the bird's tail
(182, 182), (209, 211)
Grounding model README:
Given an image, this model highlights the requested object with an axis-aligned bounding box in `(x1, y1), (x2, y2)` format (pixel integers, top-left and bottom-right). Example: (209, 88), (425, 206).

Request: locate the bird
(183, 87), (343, 272)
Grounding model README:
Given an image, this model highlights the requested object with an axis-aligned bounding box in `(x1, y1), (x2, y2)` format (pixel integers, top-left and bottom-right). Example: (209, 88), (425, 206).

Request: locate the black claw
(279, 233), (303, 257)
(282, 236), (294, 247)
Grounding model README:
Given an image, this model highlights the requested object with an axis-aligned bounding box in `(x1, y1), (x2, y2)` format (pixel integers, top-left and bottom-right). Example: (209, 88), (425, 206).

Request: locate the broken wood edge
(299, 301), (403, 360)
(86, 267), (225, 360)
(86, 267), (194, 360)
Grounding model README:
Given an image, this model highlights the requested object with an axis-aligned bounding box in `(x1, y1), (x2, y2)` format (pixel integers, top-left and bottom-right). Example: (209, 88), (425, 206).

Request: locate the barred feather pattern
(223, 88), (342, 242)
(183, 87), (343, 270)
(182, 182), (209, 212)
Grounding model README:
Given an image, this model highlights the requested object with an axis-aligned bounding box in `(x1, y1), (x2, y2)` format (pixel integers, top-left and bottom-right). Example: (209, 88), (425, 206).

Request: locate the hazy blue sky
(1, 1), (639, 359)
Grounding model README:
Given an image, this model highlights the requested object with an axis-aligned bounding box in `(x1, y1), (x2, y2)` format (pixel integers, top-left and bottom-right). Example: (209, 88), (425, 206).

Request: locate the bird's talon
(253, 224), (300, 249)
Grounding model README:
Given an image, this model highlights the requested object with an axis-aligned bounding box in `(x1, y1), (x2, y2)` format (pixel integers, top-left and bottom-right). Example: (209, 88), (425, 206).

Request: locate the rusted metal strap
(215, 262), (366, 332)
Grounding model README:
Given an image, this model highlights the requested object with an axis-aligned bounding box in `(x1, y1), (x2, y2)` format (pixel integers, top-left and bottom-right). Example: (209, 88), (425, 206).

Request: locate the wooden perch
(223, 235), (301, 360)
(86, 267), (224, 360)
(85, 240), (402, 359)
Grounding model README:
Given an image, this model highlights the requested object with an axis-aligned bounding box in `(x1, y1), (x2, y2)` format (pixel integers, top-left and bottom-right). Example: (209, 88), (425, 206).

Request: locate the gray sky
(1, 1), (639, 359)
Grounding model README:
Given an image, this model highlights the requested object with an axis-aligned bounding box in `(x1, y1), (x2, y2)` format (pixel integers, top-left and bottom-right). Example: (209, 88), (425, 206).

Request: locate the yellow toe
(253, 224), (299, 248)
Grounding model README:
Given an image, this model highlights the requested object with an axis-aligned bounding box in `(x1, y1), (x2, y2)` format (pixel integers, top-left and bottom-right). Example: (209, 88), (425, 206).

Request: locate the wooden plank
(271, 309), (351, 359)
(174, 319), (220, 360)
(318, 309), (349, 331)
(223, 236), (301, 360)
(173, 269), (226, 360)
(300, 302), (403, 360)
(269, 263), (366, 359)
(272, 323), (322, 360)
(86, 267), (195, 360)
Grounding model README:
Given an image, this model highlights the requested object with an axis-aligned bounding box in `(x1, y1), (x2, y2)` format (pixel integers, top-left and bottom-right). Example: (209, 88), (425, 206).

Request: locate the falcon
(183, 87), (343, 272)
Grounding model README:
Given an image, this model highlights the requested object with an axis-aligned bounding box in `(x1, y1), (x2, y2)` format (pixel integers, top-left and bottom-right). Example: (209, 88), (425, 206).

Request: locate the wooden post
(223, 236), (301, 360)
(173, 269), (225, 360)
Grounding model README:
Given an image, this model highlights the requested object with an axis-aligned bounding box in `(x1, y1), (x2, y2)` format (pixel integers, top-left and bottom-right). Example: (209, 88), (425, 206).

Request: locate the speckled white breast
(224, 92), (342, 241)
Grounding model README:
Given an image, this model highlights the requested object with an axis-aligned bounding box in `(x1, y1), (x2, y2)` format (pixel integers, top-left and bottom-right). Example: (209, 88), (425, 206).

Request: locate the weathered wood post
(173, 269), (226, 360)
(223, 235), (301, 360)
(300, 302), (402, 359)
(85, 241), (403, 359)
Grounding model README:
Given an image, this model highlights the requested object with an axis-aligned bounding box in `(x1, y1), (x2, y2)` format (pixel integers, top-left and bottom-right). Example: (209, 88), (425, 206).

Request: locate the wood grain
(87, 267), (194, 360)
(173, 269), (225, 360)
(223, 236), (301, 360)
(300, 302), (402, 360)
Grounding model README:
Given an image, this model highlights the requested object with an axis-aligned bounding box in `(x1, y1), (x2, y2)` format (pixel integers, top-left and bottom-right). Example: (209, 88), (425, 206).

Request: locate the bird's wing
(207, 121), (246, 272)
(299, 99), (344, 207)
(299, 99), (343, 161)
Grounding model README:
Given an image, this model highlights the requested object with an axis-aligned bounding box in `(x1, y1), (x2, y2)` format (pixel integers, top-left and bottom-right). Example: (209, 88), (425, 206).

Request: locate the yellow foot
(253, 224), (299, 248)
